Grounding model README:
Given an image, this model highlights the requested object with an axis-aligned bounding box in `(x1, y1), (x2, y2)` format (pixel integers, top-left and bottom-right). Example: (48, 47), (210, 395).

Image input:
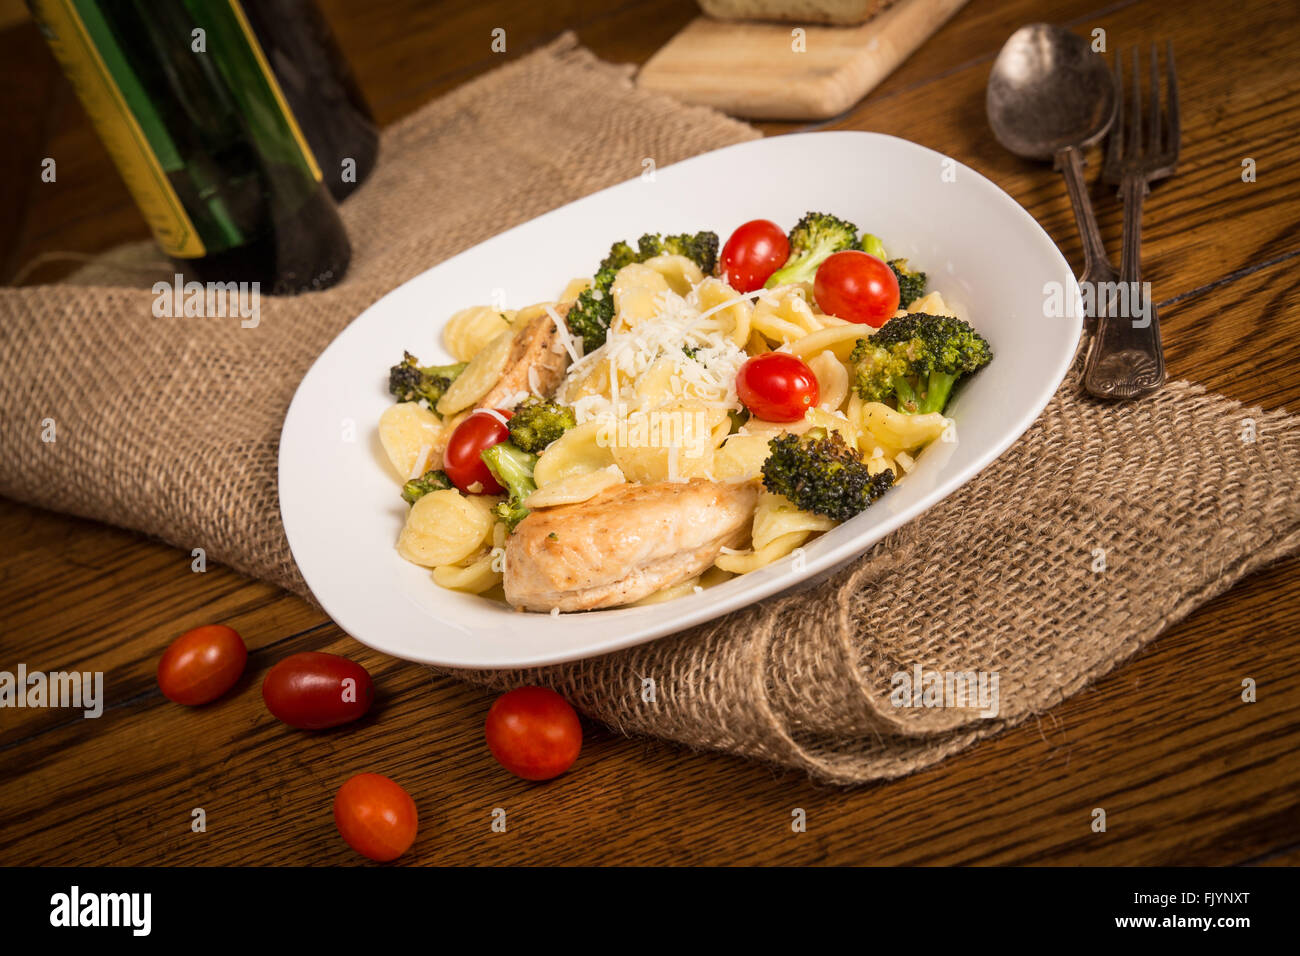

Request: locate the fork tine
(1148, 43), (1161, 154)
(1128, 45), (1141, 158)
(1165, 40), (1180, 159)
(1109, 48), (1124, 165)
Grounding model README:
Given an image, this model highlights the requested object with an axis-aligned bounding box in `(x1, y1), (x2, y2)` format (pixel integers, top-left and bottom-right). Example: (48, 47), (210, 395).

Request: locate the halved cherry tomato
(262, 651), (374, 730)
(720, 219), (789, 292)
(443, 409), (512, 494)
(157, 624), (247, 706)
(333, 773), (418, 862)
(485, 686), (582, 781)
(736, 352), (820, 423)
(813, 250), (900, 327)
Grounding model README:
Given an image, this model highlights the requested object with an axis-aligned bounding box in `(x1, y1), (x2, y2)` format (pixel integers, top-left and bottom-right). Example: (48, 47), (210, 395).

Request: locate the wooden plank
(637, 0), (971, 120)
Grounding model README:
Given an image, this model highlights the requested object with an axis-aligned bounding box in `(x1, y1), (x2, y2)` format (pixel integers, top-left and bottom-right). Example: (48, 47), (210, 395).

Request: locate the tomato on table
(443, 408), (512, 494)
(485, 686), (582, 781)
(157, 624), (247, 706)
(736, 352), (820, 423)
(262, 651), (374, 730)
(333, 773), (419, 862)
(720, 219), (789, 292)
(813, 250), (900, 327)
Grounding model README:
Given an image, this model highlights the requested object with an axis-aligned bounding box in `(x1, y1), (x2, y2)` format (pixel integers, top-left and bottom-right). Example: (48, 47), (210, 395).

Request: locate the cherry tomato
(720, 219), (789, 292)
(813, 250), (900, 327)
(443, 409), (511, 494)
(157, 624), (247, 706)
(736, 352), (820, 423)
(262, 651), (374, 730)
(485, 686), (582, 781)
(333, 773), (418, 862)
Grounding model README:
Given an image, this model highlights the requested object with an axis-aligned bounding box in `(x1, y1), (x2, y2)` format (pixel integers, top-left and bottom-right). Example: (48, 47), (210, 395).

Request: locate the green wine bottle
(29, 0), (350, 294)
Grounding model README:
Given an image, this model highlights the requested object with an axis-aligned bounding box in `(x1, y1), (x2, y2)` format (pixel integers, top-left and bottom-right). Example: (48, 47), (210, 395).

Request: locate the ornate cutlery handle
(1083, 175), (1167, 400)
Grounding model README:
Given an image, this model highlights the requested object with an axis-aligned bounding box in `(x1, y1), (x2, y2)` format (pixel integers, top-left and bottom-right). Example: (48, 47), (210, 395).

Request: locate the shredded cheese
(544, 304), (583, 364)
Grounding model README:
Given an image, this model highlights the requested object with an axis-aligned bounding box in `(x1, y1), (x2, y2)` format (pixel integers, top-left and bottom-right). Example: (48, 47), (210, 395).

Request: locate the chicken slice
(476, 303), (572, 410)
(504, 478), (758, 612)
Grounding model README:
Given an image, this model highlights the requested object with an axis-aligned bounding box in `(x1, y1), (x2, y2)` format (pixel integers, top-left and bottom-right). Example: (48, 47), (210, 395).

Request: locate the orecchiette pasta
(378, 402), (445, 479)
(859, 401), (949, 453)
(694, 276), (752, 347)
(642, 254), (704, 296)
(559, 277), (590, 302)
(524, 465), (625, 508)
(808, 349), (849, 412)
(751, 286), (819, 344)
(443, 305), (517, 362)
(751, 490), (835, 551)
(397, 490), (496, 567)
(714, 530), (809, 574)
(533, 421), (616, 487)
(436, 325), (515, 415)
(433, 550), (503, 593)
(611, 263), (671, 329)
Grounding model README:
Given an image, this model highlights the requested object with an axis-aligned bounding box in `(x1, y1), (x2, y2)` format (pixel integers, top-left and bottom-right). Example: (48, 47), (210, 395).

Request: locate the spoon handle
(1083, 175), (1167, 400)
(1055, 146), (1118, 303)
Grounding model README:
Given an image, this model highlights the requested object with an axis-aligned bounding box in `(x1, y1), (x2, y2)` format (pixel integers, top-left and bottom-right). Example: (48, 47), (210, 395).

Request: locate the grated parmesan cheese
(544, 304), (583, 364)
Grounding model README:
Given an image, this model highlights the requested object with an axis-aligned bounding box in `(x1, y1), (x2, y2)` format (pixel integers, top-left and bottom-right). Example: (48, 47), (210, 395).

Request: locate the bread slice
(697, 0), (891, 26)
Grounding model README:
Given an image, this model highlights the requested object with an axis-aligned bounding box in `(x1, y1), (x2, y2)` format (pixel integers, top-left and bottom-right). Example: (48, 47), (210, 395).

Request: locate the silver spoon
(987, 24), (1118, 335)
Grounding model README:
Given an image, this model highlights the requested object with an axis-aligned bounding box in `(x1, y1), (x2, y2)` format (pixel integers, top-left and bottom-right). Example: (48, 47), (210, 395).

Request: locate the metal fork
(1083, 42), (1180, 400)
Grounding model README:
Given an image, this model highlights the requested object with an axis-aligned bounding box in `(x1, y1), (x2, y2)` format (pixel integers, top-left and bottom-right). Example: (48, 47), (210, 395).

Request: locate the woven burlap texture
(2, 35), (1297, 784)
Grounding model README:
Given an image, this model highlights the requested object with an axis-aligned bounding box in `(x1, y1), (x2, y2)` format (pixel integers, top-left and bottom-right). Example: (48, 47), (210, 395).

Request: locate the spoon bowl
(987, 23), (1116, 159)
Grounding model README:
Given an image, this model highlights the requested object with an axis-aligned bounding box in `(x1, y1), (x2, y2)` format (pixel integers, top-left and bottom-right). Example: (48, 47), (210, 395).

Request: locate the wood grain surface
(1, 0), (1297, 866)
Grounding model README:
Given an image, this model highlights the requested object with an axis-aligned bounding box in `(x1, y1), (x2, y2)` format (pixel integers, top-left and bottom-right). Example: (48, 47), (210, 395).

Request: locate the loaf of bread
(697, 0), (890, 25)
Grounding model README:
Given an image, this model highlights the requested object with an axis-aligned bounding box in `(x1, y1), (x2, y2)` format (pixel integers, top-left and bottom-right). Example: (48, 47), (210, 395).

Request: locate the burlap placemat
(2, 35), (1298, 784)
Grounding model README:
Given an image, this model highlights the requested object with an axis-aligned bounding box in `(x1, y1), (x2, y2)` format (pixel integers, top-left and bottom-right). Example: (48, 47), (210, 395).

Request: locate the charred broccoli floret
(761, 429), (894, 521)
(888, 259), (926, 306)
(480, 442), (538, 532)
(567, 231), (720, 353)
(507, 397), (576, 453)
(566, 286), (615, 355)
(859, 234), (928, 306)
(636, 231), (720, 275)
(401, 468), (452, 505)
(388, 351), (467, 407)
(850, 312), (992, 415)
(765, 212), (859, 288)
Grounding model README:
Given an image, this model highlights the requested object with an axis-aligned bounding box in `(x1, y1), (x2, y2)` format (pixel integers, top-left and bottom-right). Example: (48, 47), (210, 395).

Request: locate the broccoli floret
(565, 285), (615, 355)
(761, 429), (894, 521)
(599, 240), (640, 281)
(507, 397), (576, 453)
(388, 351), (467, 407)
(850, 312), (992, 415)
(765, 212), (859, 288)
(888, 259), (927, 307)
(567, 232), (720, 352)
(636, 231), (720, 275)
(480, 442), (538, 532)
(401, 469), (452, 504)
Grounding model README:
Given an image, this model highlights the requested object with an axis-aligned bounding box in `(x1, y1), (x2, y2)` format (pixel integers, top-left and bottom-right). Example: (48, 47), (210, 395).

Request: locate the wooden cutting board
(637, 0), (970, 120)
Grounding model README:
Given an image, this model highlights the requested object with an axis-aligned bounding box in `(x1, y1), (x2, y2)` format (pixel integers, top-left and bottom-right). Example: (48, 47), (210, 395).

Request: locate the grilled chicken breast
(504, 478), (758, 611)
(476, 303), (572, 410)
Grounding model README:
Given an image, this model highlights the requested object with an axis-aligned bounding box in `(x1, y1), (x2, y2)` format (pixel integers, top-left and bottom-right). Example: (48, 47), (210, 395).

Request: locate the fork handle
(1083, 174), (1167, 400)
(1055, 146), (1118, 303)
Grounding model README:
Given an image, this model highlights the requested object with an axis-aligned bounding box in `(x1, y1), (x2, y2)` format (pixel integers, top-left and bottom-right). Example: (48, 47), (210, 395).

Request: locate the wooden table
(1, 0), (1297, 866)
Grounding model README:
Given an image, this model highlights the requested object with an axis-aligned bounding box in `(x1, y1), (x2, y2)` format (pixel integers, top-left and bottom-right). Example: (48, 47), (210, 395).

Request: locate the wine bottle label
(33, 0), (206, 257)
